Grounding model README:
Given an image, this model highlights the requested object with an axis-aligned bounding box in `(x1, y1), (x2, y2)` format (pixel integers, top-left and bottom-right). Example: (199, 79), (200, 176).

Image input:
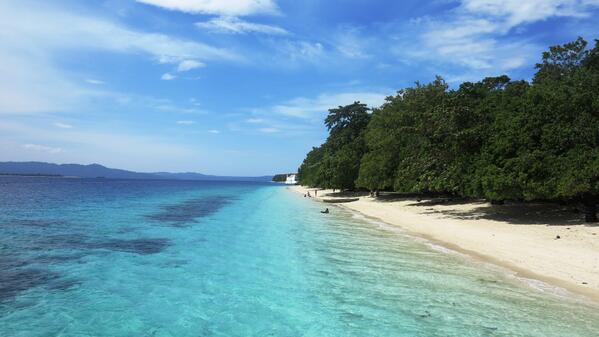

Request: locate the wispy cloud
(54, 122), (73, 129)
(161, 73), (176, 80)
(1, 2), (238, 63)
(334, 26), (372, 59)
(85, 79), (105, 85)
(196, 16), (288, 35)
(22, 143), (63, 154)
(258, 127), (280, 133)
(392, 0), (599, 77)
(461, 0), (599, 28)
(177, 60), (205, 72)
(146, 99), (208, 114)
(0, 0), (240, 114)
(136, 0), (279, 16)
(238, 90), (390, 137)
(271, 91), (388, 119)
(274, 40), (325, 64)
(208, 129), (220, 134)
(176, 120), (195, 125)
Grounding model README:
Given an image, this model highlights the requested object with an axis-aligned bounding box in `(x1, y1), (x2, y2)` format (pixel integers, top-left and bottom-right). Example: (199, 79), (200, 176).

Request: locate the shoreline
(289, 185), (599, 303)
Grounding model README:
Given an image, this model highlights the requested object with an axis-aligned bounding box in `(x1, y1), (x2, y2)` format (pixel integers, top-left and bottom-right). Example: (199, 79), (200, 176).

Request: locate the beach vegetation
(297, 38), (599, 222)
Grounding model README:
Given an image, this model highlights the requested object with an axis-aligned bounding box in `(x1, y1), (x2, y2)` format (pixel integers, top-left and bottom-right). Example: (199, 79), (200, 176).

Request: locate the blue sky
(1, 0), (598, 175)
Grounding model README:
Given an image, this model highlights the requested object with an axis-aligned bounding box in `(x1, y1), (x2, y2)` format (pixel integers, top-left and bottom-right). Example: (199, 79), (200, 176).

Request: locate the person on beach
(315, 190), (318, 197)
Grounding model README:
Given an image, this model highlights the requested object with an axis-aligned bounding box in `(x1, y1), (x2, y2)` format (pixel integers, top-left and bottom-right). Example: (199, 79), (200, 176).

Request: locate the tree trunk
(583, 200), (598, 223)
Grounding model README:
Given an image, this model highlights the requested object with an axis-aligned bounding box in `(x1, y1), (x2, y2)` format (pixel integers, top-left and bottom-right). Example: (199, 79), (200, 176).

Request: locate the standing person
(314, 190), (318, 197)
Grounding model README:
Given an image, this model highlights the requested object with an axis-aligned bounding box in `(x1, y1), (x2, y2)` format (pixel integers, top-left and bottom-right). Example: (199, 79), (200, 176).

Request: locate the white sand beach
(290, 186), (599, 301)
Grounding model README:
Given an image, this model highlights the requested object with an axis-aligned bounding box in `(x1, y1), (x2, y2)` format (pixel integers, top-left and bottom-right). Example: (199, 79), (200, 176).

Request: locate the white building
(285, 174), (297, 185)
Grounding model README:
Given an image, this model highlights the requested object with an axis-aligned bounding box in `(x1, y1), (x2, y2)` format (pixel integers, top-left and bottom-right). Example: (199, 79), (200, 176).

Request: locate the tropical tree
(298, 37), (599, 222)
(298, 102), (370, 189)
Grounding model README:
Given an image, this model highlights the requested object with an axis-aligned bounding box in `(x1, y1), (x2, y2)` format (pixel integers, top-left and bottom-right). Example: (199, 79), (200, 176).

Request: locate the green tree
(298, 37), (599, 222)
(297, 146), (326, 187)
(473, 38), (599, 221)
(530, 37), (599, 221)
(298, 102), (370, 189)
(324, 102), (371, 189)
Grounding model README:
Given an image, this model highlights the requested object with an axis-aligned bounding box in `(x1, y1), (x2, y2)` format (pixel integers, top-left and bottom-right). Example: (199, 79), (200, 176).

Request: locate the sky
(1, 0), (598, 176)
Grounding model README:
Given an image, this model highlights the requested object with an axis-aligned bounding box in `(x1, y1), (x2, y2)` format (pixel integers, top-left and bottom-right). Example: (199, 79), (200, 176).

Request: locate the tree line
(297, 38), (599, 222)
(272, 173), (291, 182)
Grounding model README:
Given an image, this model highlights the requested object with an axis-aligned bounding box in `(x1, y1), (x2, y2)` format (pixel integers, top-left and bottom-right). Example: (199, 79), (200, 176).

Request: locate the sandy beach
(290, 185), (599, 301)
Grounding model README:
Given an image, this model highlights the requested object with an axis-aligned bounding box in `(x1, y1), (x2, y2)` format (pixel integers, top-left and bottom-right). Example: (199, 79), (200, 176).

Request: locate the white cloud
(393, 0), (599, 75)
(413, 18), (534, 70)
(22, 143), (63, 154)
(0, 1), (239, 114)
(136, 0), (279, 16)
(195, 16), (288, 35)
(276, 40), (325, 63)
(271, 91), (388, 119)
(246, 118), (264, 123)
(258, 127), (280, 133)
(1, 2), (238, 64)
(334, 27), (372, 59)
(177, 59), (205, 72)
(208, 129), (220, 134)
(461, 0), (599, 28)
(85, 79), (105, 85)
(107, 94), (208, 115)
(54, 122), (73, 129)
(176, 120), (196, 125)
(161, 73), (176, 80)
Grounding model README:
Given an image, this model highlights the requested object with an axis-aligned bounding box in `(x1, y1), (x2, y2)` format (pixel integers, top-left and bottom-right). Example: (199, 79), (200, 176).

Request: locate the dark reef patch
(35, 233), (170, 255)
(146, 195), (234, 226)
(3, 219), (69, 228)
(92, 238), (170, 255)
(43, 233), (90, 245)
(34, 253), (86, 264)
(36, 233), (90, 251)
(0, 254), (78, 302)
(0, 235), (168, 302)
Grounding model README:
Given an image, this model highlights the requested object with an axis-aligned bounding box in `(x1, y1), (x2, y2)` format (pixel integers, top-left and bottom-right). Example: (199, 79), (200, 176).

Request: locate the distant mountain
(0, 162), (273, 182)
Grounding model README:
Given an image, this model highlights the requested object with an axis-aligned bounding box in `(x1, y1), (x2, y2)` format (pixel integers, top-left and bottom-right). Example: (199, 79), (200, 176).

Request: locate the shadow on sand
(326, 190), (592, 227)
(380, 192), (586, 226)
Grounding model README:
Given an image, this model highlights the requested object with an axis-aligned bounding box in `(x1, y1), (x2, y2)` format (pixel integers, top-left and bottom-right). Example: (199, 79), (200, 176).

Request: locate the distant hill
(0, 162), (273, 182)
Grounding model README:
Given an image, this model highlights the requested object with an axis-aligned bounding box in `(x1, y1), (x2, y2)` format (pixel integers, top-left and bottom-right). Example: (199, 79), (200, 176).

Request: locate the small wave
(425, 242), (461, 255)
(518, 277), (569, 296)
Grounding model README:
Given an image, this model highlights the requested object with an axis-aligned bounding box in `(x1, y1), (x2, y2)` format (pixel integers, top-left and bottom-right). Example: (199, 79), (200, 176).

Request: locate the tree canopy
(297, 38), (599, 221)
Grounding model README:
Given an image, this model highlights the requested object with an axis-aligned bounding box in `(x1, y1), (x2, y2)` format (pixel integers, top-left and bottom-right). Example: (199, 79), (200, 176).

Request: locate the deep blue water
(1, 177), (598, 336)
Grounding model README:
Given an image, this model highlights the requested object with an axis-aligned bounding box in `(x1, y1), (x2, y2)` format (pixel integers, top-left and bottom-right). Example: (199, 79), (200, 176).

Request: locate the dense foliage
(298, 102), (370, 189)
(297, 38), (599, 221)
(272, 174), (289, 182)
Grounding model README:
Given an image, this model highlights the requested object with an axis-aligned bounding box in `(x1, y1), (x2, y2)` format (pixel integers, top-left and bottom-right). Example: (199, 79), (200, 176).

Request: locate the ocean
(1, 177), (598, 336)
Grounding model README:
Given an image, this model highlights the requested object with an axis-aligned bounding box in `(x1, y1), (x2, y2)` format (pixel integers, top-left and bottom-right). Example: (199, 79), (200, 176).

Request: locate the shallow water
(1, 177), (598, 336)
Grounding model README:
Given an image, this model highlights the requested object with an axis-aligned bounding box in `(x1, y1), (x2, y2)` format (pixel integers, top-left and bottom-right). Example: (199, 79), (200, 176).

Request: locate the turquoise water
(1, 177), (598, 336)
